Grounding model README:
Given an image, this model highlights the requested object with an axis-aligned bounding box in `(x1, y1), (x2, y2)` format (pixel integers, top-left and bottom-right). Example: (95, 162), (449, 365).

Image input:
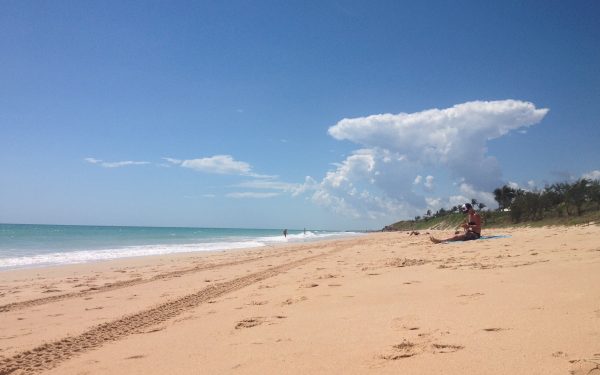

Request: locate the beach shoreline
(0, 224), (364, 271)
(1, 226), (599, 374)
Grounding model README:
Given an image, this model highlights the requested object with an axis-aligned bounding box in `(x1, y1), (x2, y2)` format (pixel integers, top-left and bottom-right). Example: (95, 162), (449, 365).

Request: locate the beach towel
(440, 234), (511, 244)
(478, 235), (511, 240)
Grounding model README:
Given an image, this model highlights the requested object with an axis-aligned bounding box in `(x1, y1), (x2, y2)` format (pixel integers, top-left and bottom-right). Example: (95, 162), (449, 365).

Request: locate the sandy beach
(1, 226), (599, 374)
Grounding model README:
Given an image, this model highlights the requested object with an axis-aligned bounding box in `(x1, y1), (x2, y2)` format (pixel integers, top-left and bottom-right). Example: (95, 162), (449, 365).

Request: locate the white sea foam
(0, 242), (265, 269)
(0, 231), (363, 270)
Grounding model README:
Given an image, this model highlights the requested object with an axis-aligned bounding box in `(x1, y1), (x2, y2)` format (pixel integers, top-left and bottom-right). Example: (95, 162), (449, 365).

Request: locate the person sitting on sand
(430, 203), (481, 244)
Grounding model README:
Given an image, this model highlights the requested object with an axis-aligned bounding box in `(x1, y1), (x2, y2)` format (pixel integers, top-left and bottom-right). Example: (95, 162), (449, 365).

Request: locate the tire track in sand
(0, 247), (302, 314)
(0, 250), (332, 374)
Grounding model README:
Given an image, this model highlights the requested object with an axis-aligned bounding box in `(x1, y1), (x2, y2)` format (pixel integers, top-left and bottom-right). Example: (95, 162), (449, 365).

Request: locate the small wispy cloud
(84, 158), (149, 168)
(226, 192), (280, 199)
(413, 174), (434, 191)
(424, 175), (435, 191)
(164, 155), (274, 178)
(234, 180), (300, 192)
(162, 157), (182, 165)
(183, 155), (249, 175)
(102, 161), (150, 168)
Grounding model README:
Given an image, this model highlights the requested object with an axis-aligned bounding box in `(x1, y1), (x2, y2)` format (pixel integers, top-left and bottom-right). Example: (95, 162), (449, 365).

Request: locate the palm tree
(566, 179), (589, 216)
(589, 180), (600, 211)
(493, 185), (517, 210)
(549, 182), (570, 215)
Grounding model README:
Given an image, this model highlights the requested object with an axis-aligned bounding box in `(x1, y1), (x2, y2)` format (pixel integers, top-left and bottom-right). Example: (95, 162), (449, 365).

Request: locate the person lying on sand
(430, 203), (481, 244)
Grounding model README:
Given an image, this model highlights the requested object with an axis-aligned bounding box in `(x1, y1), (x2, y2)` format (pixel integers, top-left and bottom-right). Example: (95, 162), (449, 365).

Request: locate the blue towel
(439, 234), (511, 244)
(478, 235), (511, 240)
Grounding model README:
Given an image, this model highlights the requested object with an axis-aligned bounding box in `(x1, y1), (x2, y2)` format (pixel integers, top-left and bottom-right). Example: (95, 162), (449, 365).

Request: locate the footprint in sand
(235, 317), (266, 329)
(380, 326), (464, 361)
(281, 296), (308, 306)
(380, 340), (420, 360)
(124, 355), (146, 360)
(483, 328), (507, 332)
(386, 258), (429, 268)
(317, 274), (339, 280)
(431, 343), (465, 353)
(381, 339), (464, 360)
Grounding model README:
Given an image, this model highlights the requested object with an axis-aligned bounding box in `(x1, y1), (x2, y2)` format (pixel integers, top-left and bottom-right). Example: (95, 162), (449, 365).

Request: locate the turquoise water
(0, 224), (361, 270)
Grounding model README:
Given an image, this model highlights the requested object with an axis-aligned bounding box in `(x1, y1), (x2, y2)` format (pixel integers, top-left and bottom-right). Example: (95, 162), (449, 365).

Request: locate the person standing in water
(430, 203), (481, 243)
(283, 229), (288, 238)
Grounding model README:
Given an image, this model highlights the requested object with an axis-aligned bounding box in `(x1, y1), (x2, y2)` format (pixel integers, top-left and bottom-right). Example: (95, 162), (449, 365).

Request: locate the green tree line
(414, 198), (486, 222)
(494, 178), (600, 223)
(413, 178), (600, 224)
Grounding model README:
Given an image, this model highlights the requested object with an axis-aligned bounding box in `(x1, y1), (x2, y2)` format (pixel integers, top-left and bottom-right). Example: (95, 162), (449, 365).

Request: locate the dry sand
(1, 226), (599, 374)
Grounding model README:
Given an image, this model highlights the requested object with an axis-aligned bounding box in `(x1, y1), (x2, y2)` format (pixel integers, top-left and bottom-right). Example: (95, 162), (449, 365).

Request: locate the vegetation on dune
(383, 178), (600, 231)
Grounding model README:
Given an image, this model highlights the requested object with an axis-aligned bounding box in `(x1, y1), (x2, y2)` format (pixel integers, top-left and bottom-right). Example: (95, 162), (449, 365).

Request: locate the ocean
(0, 224), (362, 270)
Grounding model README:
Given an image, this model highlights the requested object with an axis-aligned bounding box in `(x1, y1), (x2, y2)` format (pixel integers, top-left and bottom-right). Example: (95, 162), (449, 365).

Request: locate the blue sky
(1, 1), (599, 230)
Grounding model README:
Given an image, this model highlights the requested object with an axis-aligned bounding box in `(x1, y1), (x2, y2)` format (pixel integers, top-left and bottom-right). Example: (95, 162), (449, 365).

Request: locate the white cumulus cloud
(301, 148), (426, 220)
(305, 100), (549, 220)
(583, 170), (600, 181)
(328, 99), (548, 191)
